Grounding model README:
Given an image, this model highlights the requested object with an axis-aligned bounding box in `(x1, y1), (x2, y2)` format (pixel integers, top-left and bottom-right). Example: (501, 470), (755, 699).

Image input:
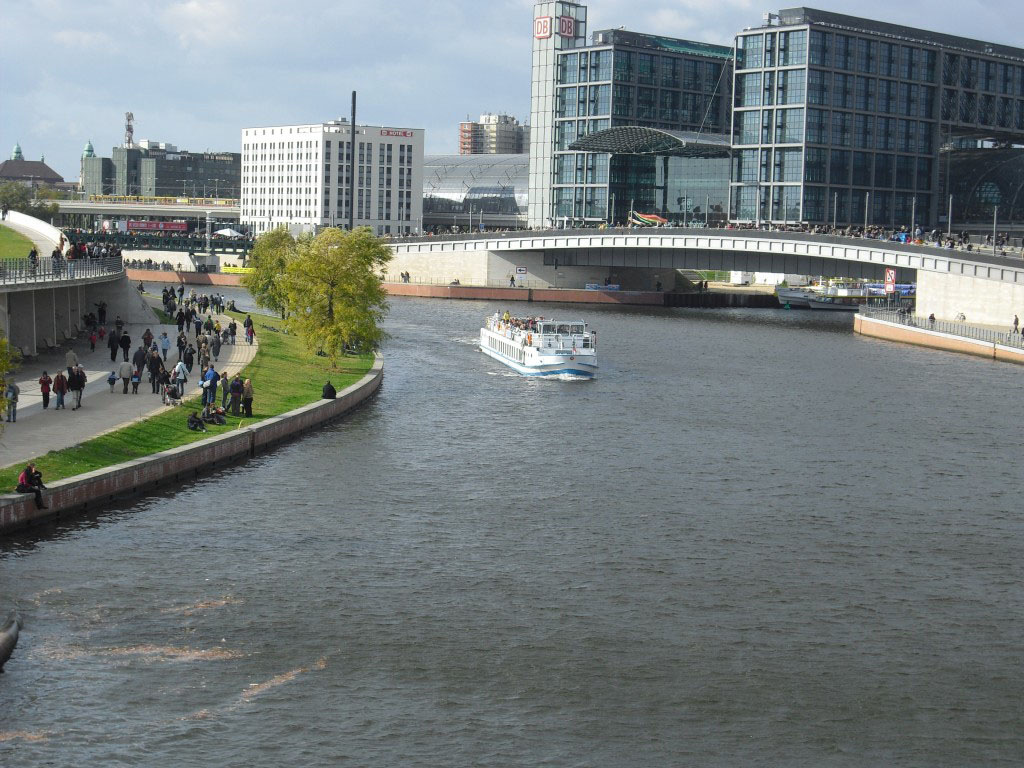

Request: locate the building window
(776, 108), (804, 143)
(736, 72), (761, 108)
(778, 69), (806, 105)
(736, 110), (760, 145)
(614, 50), (633, 82)
(737, 34), (763, 70)
(637, 53), (655, 85)
(779, 30), (806, 67)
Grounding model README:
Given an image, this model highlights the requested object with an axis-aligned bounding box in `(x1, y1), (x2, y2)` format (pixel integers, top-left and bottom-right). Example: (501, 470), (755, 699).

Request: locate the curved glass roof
(568, 127), (731, 158)
(423, 154), (528, 214)
(948, 148), (1024, 224)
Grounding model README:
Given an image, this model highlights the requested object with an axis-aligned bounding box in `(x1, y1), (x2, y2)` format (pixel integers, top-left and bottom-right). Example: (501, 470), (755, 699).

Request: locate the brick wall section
(0, 355), (383, 534)
(126, 269), (243, 287)
(384, 283), (665, 305)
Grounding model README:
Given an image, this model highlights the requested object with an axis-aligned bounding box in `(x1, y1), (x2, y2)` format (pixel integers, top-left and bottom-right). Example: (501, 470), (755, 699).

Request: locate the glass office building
(732, 8), (1024, 227)
(529, 1), (733, 227)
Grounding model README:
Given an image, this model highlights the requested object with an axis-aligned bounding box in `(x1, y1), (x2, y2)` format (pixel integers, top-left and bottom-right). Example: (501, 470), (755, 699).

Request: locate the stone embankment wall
(0, 356), (383, 534)
(126, 269), (243, 286)
(854, 314), (1024, 364)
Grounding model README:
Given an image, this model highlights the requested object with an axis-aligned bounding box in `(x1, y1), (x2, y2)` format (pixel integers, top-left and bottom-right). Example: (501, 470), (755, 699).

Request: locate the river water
(2, 295), (1023, 766)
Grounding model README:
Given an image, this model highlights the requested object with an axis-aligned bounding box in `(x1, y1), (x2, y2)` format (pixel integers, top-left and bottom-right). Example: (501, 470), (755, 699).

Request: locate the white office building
(240, 119), (424, 236)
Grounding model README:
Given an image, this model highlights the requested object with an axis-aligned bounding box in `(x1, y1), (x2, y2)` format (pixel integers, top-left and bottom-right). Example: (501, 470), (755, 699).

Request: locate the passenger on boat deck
(502, 310), (511, 323)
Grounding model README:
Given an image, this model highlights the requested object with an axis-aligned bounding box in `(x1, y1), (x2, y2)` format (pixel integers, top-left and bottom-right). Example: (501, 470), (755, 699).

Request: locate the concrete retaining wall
(0, 355), (383, 534)
(854, 314), (1024, 364)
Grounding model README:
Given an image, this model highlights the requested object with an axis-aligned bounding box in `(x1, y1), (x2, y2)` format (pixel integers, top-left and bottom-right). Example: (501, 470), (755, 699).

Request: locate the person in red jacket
(38, 371), (52, 409)
(16, 463), (47, 509)
(52, 370), (69, 410)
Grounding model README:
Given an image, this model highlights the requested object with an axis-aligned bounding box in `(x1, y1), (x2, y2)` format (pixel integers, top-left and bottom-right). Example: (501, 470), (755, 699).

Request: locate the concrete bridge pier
(34, 289), (56, 349)
(53, 286), (73, 343)
(0, 293), (8, 342)
(7, 291), (37, 357)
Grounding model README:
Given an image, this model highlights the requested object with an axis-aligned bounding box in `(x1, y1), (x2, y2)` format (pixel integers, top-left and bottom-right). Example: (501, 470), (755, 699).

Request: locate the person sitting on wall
(16, 463), (47, 509)
(322, 381), (337, 400)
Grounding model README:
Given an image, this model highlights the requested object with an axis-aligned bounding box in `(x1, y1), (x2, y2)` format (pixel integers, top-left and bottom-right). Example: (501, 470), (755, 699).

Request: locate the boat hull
(480, 345), (597, 377)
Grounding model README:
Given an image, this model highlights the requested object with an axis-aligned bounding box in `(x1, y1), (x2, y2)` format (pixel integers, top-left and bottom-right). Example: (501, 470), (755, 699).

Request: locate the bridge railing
(390, 227), (1024, 268)
(859, 304), (1024, 348)
(0, 256), (124, 286)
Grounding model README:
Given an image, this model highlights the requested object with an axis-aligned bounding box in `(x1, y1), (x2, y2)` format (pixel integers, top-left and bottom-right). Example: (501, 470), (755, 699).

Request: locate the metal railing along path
(0, 256), (124, 286)
(859, 305), (1024, 348)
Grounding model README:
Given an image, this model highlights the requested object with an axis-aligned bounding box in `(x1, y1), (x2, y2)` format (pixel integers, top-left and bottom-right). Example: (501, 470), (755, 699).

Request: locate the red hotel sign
(381, 129), (414, 137)
(127, 220), (188, 231)
(534, 15), (574, 39)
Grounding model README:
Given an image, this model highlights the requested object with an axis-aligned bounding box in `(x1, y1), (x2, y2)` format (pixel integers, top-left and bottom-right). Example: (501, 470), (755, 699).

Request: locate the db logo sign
(535, 15), (574, 39)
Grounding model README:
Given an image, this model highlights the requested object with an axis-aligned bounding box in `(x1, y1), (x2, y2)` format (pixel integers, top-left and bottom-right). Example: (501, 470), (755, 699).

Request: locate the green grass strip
(0, 223), (35, 260)
(0, 311), (373, 488)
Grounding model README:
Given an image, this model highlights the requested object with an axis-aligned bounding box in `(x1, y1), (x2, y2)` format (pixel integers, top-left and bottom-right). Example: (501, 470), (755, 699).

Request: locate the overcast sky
(2, 0), (1020, 183)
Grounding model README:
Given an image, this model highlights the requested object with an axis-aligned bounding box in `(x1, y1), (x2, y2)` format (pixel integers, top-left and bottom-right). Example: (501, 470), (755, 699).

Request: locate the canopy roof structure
(568, 127), (731, 158)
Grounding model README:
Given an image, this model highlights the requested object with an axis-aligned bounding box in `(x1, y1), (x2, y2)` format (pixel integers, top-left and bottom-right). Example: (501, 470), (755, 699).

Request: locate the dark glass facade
(552, 29), (733, 224)
(731, 8), (1024, 227)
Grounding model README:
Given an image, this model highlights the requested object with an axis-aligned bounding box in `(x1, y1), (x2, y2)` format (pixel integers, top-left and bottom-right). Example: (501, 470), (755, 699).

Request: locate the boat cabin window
(556, 324), (570, 334)
(570, 323), (584, 334)
(539, 323), (554, 334)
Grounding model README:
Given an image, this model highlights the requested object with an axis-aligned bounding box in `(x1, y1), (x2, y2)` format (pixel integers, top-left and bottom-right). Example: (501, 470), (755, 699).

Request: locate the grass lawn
(0, 311), (374, 487)
(0, 223), (35, 260)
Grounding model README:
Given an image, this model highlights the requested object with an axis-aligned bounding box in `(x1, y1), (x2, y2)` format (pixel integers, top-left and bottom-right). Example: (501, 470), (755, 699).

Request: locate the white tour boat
(480, 313), (598, 378)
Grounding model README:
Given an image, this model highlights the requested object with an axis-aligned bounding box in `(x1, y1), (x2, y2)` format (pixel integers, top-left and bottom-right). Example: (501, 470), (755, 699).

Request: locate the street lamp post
(993, 204), (999, 255)
(947, 195), (953, 239)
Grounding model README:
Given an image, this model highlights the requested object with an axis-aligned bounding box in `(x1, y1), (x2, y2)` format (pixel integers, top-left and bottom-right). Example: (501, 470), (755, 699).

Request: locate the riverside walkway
(0, 300), (258, 469)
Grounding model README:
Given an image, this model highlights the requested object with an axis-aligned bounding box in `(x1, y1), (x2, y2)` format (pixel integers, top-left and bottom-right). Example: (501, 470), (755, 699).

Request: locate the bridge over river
(388, 227), (1024, 325)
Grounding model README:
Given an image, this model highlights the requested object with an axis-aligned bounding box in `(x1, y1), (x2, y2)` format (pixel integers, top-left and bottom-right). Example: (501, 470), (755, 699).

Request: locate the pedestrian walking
(177, 331), (188, 361)
(172, 359), (188, 398)
(1014, 315), (1019, 334)
(245, 323), (255, 345)
(115, 315), (124, 335)
(65, 348), (78, 379)
(211, 333), (222, 362)
(118, 359), (133, 394)
(52, 371), (68, 409)
(108, 327), (120, 362)
(5, 380), (19, 422)
(69, 365), (86, 410)
(88, 330), (97, 352)
(203, 365), (219, 406)
(107, 370), (117, 393)
(38, 371), (52, 409)
(228, 320), (237, 345)
(160, 332), (171, 361)
(184, 344), (195, 374)
(130, 366), (141, 394)
(142, 328), (154, 350)
(119, 331), (132, 362)
(148, 351), (163, 394)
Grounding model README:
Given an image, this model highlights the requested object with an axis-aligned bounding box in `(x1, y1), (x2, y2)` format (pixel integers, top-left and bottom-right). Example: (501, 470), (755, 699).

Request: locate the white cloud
(161, 0), (246, 46)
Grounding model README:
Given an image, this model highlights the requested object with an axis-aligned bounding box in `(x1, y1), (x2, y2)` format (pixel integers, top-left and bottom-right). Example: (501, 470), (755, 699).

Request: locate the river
(2, 294), (1022, 766)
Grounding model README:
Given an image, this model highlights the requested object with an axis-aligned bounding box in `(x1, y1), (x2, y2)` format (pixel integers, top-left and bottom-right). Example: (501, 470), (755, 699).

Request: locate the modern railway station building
(528, 2), (1024, 230)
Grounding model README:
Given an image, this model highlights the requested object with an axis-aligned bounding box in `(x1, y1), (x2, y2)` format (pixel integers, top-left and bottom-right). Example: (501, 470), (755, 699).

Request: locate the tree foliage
(0, 331), (21, 436)
(0, 182), (59, 221)
(283, 227), (391, 364)
(242, 227), (296, 318)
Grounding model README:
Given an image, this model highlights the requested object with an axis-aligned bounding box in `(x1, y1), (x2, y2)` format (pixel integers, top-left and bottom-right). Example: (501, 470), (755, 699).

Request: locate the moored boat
(479, 313), (598, 377)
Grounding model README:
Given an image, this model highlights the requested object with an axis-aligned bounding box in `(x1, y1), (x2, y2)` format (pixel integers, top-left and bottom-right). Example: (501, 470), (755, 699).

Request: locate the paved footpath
(0, 217), (60, 257)
(0, 297), (258, 469)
